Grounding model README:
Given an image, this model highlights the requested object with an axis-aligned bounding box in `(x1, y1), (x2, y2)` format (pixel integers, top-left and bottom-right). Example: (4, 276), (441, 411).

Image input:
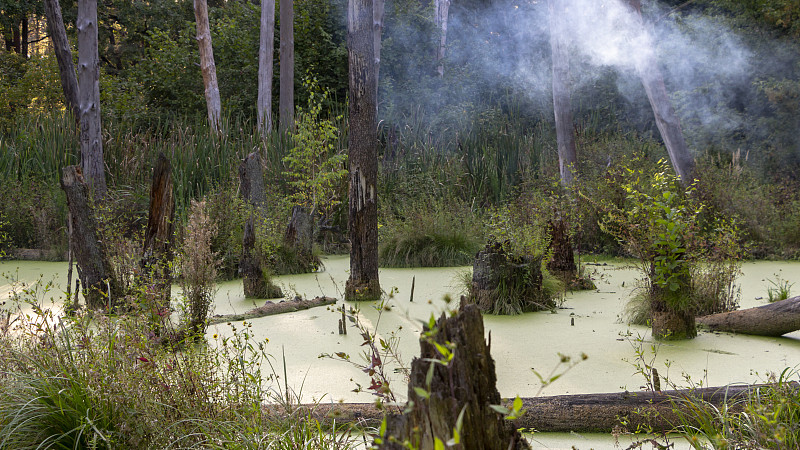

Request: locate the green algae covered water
(2, 257), (798, 449)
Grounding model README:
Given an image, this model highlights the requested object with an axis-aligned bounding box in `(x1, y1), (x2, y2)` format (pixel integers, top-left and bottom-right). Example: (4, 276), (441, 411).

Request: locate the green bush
(379, 196), (485, 268)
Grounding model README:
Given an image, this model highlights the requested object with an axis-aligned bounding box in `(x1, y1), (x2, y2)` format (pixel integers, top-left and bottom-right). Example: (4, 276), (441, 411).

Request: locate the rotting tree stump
(697, 296), (800, 337)
(465, 242), (554, 315)
(141, 153), (175, 314)
(60, 165), (117, 309)
(546, 218), (595, 290)
(380, 304), (530, 449)
(238, 152), (282, 298)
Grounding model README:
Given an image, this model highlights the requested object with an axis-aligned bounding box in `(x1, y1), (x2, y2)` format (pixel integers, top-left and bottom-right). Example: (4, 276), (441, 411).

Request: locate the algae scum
(2, 257), (799, 448)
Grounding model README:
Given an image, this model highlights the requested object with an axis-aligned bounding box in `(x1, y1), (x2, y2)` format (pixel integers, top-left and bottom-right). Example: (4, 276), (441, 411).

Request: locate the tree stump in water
(546, 218), (595, 290)
(650, 276), (696, 340)
(239, 152), (282, 297)
(141, 153), (175, 314)
(241, 217), (283, 298)
(60, 165), (117, 309)
(465, 242), (554, 315)
(380, 304), (530, 449)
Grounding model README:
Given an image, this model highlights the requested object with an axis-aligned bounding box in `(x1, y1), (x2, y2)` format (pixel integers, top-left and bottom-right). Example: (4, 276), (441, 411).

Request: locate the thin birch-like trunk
(279, 0), (294, 132)
(257, 0), (275, 134)
(77, 0), (107, 197)
(433, 0), (450, 77)
(549, 0), (578, 186)
(194, 0), (222, 132)
(44, 0), (80, 121)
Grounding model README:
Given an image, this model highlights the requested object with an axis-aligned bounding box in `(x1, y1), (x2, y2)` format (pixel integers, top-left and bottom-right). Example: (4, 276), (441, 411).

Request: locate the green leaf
(490, 404), (510, 415)
(413, 387), (430, 399)
(434, 438), (445, 450)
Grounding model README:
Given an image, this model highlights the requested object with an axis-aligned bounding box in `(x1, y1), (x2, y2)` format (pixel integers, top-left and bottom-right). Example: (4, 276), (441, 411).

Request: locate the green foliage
(379, 195), (485, 268)
(283, 77), (348, 219)
(766, 273), (794, 303)
(0, 52), (65, 131)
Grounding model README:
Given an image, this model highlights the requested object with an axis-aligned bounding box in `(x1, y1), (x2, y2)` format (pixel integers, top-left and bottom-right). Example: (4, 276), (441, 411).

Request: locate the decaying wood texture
(239, 152), (281, 298)
(697, 296), (800, 336)
(141, 153), (175, 308)
(296, 383), (797, 434)
(381, 304), (530, 449)
(209, 296), (336, 325)
(345, 0), (381, 301)
(549, 0), (578, 186)
(284, 205), (313, 255)
(44, 0), (80, 121)
(77, 0), (107, 197)
(60, 165), (116, 309)
(194, 0), (222, 132)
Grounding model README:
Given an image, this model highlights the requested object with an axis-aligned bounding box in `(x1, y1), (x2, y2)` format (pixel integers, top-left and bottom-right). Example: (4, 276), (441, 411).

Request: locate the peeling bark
(44, 0), (80, 121)
(194, 0), (222, 132)
(257, 0), (275, 133)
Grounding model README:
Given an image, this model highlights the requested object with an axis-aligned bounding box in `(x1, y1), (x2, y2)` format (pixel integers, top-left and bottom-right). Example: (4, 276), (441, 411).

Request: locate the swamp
(2, 0), (800, 448)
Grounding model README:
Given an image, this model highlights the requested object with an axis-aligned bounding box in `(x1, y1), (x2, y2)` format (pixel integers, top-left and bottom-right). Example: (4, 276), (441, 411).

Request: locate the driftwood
(209, 296), (336, 325)
(381, 304), (529, 449)
(697, 296), (800, 337)
(60, 166), (117, 309)
(296, 383), (797, 434)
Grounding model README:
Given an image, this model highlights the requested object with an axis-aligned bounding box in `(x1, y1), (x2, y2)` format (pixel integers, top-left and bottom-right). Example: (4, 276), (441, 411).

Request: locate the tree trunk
(627, 0), (695, 184)
(345, 0), (381, 301)
(194, 0), (222, 132)
(77, 0), (107, 198)
(279, 0), (294, 132)
(284, 205), (313, 255)
(209, 296), (335, 324)
(546, 218), (576, 277)
(21, 15), (29, 58)
(697, 296), (800, 337)
(239, 152), (282, 298)
(305, 383), (796, 434)
(141, 154), (175, 311)
(44, 0), (80, 121)
(373, 0), (384, 102)
(12, 21), (21, 54)
(381, 304), (530, 449)
(257, 0), (275, 134)
(433, 0), (450, 78)
(60, 166), (116, 309)
(549, 0), (578, 186)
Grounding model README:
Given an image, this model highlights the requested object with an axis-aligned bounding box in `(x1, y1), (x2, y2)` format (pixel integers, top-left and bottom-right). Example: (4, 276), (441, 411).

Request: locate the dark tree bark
(257, 0), (275, 134)
(546, 218), (576, 277)
(21, 16), (28, 58)
(60, 166), (116, 309)
(44, 0), (80, 121)
(239, 152), (282, 298)
(548, 0), (578, 186)
(284, 205), (313, 255)
(627, 0), (695, 184)
(345, 0), (381, 301)
(279, 0), (294, 132)
(141, 154), (175, 310)
(194, 0), (222, 132)
(77, 0), (107, 198)
(381, 304), (530, 449)
(697, 296), (800, 336)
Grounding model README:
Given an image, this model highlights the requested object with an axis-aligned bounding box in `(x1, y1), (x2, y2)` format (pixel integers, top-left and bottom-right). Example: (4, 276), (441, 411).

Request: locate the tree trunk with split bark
(44, 0), (80, 121)
(60, 166), (116, 309)
(141, 153), (175, 312)
(345, 0), (380, 301)
(380, 304), (529, 449)
(194, 0), (222, 132)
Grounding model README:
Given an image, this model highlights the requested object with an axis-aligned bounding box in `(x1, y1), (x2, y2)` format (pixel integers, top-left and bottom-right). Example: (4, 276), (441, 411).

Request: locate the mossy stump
(241, 217), (283, 299)
(344, 278), (381, 301)
(379, 303), (530, 449)
(465, 242), (554, 315)
(652, 310), (697, 340)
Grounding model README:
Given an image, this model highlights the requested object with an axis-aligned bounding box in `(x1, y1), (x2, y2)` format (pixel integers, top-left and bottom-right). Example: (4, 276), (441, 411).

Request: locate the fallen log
(290, 382), (797, 434)
(697, 296), (800, 337)
(209, 296), (336, 325)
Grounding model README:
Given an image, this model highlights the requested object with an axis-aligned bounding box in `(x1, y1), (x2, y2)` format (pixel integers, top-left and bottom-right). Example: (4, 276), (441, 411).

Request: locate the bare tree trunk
(548, 0), (578, 186)
(12, 22), (21, 54)
(697, 296), (800, 336)
(257, 0), (275, 134)
(381, 304), (530, 449)
(60, 166), (116, 309)
(433, 0), (450, 78)
(44, 0), (80, 121)
(21, 15), (29, 58)
(373, 0), (384, 102)
(194, 0), (222, 132)
(627, 0), (695, 184)
(279, 0), (294, 132)
(345, 0), (381, 301)
(77, 0), (107, 198)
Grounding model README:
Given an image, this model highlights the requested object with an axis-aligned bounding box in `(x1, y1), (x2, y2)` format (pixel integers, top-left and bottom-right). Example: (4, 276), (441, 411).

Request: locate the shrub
(178, 200), (219, 335)
(379, 195), (485, 267)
